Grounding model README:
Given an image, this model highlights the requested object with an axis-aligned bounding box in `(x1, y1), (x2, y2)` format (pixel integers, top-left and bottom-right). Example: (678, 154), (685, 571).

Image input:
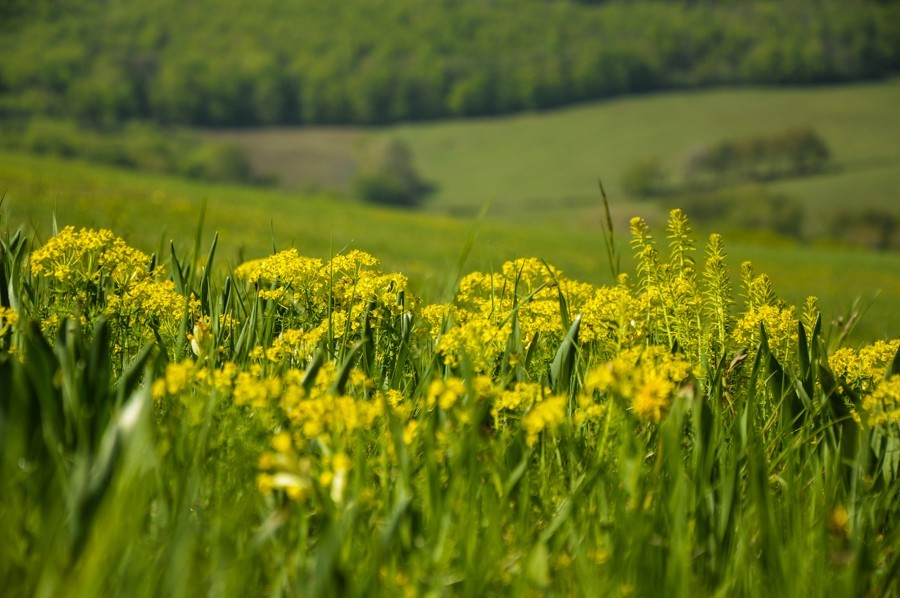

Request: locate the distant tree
(682, 145), (716, 190)
(353, 138), (431, 208)
(180, 143), (253, 183)
(731, 191), (805, 239)
(681, 126), (831, 189)
(828, 209), (900, 251)
(670, 188), (806, 240)
(622, 157), (669, 198)
(779, 127), (830, 175)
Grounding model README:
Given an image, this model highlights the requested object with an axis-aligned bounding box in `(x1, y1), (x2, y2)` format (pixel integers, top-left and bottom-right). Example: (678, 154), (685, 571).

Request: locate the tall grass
(1, 208), (898, 596)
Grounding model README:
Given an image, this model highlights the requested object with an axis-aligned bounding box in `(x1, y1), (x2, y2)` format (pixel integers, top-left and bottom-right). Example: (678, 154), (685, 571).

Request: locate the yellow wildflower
(426, 377), (466, 410)
(733, 304), (798, 361)
(30, 226), (151, 287)
(272, 431), (293, 454)
(491, 382), (542, 424)
(0, 306), (18, 336)
(830, 340), (899, 395)
(153, 360), (195, 398)
(522, 395), (567, 446)
(632, 374), (673, 423)
(585, 346), (691, 423)
(862, 374), (900, 428)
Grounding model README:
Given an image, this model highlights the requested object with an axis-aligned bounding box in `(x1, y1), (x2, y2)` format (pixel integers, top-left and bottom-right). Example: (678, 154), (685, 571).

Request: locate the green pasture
(209, 80), (900, 235)
(2, 149), (898, 341)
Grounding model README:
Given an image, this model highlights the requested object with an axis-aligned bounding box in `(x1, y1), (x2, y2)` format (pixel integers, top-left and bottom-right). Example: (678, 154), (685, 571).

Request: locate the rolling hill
(3, 149), (899, 342)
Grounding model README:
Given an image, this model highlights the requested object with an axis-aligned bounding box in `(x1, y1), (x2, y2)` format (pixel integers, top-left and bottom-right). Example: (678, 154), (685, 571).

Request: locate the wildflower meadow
(1, 208), (898, 596)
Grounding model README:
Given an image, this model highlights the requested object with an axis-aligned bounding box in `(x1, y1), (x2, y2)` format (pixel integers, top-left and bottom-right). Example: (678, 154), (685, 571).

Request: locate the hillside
(1, 0), (898, 126)
(207, 79), (900, 240)
(2, 150), (899, 341)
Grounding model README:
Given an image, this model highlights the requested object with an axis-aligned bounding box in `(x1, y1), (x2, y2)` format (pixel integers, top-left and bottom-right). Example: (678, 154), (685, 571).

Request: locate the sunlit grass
(3, 149), (898, 342)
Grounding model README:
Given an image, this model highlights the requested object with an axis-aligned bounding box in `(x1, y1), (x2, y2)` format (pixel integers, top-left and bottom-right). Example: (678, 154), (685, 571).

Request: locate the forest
(1, 0), (899, 127)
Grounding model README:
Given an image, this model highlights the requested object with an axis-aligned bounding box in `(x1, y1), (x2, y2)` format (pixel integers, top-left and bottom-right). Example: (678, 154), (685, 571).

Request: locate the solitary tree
(353, 138), (431, 208)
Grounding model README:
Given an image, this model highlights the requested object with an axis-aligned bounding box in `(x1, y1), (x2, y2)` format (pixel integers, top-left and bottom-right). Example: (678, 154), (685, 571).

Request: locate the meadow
(1, 202), (898, 595)
(3, 149), (900, 344)
(208, 79), (900, 239)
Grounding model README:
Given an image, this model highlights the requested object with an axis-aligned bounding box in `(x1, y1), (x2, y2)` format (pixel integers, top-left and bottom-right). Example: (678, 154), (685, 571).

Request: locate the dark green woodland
(2, 0), (898, 126)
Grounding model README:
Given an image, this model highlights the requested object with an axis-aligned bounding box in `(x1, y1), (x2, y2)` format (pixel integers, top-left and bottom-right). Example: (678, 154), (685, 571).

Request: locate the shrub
(779, 126), (830, 174)
(667, 187), (806, 240)
(179, 143), (253, 183)
(622, 156), (669, 198)
(353, 138), (431, 207)
(828, 208), (900, 251)
(1, 118), (257, 184)
(681, 126), (831, 187)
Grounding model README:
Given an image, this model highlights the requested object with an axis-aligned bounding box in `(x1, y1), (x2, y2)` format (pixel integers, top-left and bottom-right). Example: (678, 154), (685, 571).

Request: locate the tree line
(1, 0), (898, 127)
(623, 126), (832, 197)
(0, 118), (259, 184)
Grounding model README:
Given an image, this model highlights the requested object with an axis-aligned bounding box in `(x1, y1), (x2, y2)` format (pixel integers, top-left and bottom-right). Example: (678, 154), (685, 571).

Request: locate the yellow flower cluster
(256, 432), (313, 502)
(280, 372), (381, 443)
(417, 303), (457, 336)
(0, 306), (18, 337)
(150, 359), (238, 425)
(440, 257), (647, 375)
(236, 248), (410, 318)
(106, 278), (192, 338)
(863, 375), (900, 428)
(454, 258), (595, 338)
(426, 377), (466, 410)
(28, 227), (195, 357)
(252, 327), (329, 366)
(829, 340), (900, 395)
(436, 315), (510, 371)
(733, 304), (798, 361)
(30, 226), (150, 288)
(235, 249), (323, 297)
(522, 395), (567, 446)
(585, 346), (692, 423)
(578, 281), (642, 348)
(39, 216), (895, 515)
(257, 430), (354, 504)
(151, 359), (197, 398)
(491, 381), (544, 424)
(233, 370), (284, 409)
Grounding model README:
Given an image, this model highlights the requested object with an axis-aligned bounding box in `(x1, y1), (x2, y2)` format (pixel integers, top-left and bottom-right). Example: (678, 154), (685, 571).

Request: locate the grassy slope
(3, 150), (899, 341)
(0, 150), (609, 295)
(208, 80), (900, 235)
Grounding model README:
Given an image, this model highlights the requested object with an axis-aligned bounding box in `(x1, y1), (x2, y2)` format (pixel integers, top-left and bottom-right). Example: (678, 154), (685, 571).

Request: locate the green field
(208, 80), (900, 236)
(2, 149), (898, 342)
(3, 174), (900, 596)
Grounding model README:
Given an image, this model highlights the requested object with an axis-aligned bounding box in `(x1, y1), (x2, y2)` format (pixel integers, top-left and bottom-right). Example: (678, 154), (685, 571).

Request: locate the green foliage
(353, 138), (431, 207)
(0, 0), (898, 126)
(622, 126), (834, 242)
(827, 208), (900, 251)
(622, 156), (669, 198)
(0, 118), (258, 183)
(673, 187), (807, 240)
(683, 126), (832, 188)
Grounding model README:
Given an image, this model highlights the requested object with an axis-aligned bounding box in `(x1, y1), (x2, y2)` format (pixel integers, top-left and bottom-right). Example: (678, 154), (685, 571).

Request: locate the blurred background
(1, 0), (899, 338)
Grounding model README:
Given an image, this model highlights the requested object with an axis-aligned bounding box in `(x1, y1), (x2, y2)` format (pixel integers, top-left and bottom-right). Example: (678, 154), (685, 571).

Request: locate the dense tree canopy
(1, 0), (898, 126)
